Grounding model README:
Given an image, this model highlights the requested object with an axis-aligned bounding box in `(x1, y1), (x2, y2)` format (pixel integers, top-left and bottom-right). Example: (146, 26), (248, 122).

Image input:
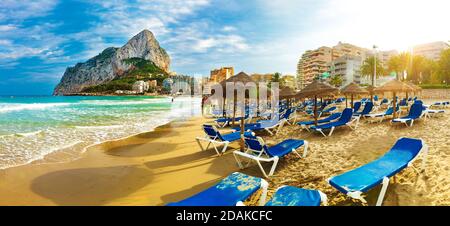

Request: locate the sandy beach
(0, 96), (449, 206)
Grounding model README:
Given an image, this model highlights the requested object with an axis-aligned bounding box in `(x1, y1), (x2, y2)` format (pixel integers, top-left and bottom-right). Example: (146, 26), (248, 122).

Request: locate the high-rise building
(331, 42), (369, 59)
(413, 41), (450, 60)
(296, 46), (333, 89)
(329, 55), (363, 87)
(297, 42), (398, 88)
(210, 67), (234, 83)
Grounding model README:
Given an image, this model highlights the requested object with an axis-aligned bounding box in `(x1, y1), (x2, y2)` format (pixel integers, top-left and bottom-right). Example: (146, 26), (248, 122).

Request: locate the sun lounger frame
(327, 137), (428, 206)
(233, 136), (308, 178)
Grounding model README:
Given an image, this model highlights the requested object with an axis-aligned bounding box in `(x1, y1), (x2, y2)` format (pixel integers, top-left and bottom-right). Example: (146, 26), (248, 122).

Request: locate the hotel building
(210, 67), (234, 83)
(329, 55), (362, 87)
(413, 41), (450, 61)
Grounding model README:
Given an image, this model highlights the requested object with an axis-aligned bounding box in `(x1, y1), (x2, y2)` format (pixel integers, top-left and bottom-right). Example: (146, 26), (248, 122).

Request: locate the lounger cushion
(329, 138), (423, 194)
(297, 113), (341, 126)
(167, 172), (262, 206)
(221, 131), (253, 142)
(266, 139), (304, 157)
(265, 186), (321, 206)
(310, 120), (346, 130)
(216, 117), (244, 123)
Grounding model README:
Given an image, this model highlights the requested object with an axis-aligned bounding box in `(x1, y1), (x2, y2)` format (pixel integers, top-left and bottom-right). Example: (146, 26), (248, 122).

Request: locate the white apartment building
(329, 55), (363, 87)
(413, 41), (450, 60)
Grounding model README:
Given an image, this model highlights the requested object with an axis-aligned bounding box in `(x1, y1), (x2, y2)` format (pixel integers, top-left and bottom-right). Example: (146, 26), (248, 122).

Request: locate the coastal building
(297, 42), (397, 88)
(132, 80), (149, 94)
(329, 55), (363, 87)
(296, 46), (333, 89)
(280, 75), (297, 89)
(250, 73), (273, 83)
(413, 41), (450, 60)
(210, 67), (234, 83)
(331, 42), (369, 59)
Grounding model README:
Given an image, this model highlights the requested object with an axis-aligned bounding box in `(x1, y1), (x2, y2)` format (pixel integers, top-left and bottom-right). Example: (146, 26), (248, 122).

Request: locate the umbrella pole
(345, 95), (348, 108)
(314, 95), (318, 126)
(240, 107), (244, 151)
(232, 96), (236, 126)
(351, 95), (354, 108)
(393, 91), (397, 118)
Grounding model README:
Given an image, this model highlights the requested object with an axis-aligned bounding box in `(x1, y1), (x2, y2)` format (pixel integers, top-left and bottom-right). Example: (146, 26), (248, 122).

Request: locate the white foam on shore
(0, 103), (71, 113)
(0, 96), (201, 170)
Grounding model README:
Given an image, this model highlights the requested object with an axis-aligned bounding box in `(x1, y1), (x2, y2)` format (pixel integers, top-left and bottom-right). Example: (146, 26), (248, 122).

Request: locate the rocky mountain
(53, 30), (170, 95)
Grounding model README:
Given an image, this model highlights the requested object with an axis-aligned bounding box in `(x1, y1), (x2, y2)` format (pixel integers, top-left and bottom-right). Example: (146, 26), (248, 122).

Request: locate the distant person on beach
(171, 97), (174, 102)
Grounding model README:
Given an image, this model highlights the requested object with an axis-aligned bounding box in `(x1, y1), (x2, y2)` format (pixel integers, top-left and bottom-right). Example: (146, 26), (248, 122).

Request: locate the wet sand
(0, 98), (449, 206)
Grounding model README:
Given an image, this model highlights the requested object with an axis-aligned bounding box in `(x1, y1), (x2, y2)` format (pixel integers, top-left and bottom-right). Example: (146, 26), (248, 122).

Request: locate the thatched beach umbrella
(405, 81), (422, 97)
(220, 72), (255, 150)
(374, 80), (415, 118)
(279, 87), (296, 107)
(340, 82), (369, 108)
(295, 80), (338, 125)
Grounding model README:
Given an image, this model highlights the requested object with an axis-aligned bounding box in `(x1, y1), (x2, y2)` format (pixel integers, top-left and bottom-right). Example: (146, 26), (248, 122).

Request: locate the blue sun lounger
(366, 106), (399, 123)
(297, 113), (341, 131)
(167, 172), (269, 206)
(233, 134), (308, 178)
(352, 102), (361, 113)
(264, 186), (328, 206)
(196, 124), (253, 156)
(328, 137), (428, 206)
(392, 103), (424, 127)
(353, 102), (374, 117)
(233, 118), (286, 136)
(310, 108), (359, 137)
(215, 115), (249, 128)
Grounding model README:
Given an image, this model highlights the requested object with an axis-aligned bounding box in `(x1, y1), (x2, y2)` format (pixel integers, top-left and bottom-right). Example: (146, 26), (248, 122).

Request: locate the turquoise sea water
(0, 95), (201, 169)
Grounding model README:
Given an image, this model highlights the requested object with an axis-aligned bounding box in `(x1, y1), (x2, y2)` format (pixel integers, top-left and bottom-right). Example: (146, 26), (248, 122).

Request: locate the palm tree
(329, 75), (343, 87)
(361, 56), (384, 86)
(387, 52), (410, 80)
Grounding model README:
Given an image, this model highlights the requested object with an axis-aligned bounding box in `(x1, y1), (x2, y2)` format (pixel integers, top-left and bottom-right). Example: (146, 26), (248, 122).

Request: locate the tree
(361, 56), (384, 86)
(437, 49), (450, 84)
(269, 72), (282, 88)
(408, 55), (435, 83)
(329, 75), (343, 87)
(387, 52), (410, 80)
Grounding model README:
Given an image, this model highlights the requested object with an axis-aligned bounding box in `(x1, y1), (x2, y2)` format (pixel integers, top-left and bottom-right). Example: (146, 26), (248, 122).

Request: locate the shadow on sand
(30, 165), (153, 205)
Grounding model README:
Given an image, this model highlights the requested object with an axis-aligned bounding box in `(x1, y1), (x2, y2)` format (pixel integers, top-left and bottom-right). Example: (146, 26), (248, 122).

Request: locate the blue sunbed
(233, 134), (308, 178)
(196, 124), (253, 156)
(265, 186), (327, 206)
(328, 137), (428, 206)
(297, 113), (341, 130)
(353, 102), (361, 113)
(233, 118), (285, 136)
(392, 103), (424, 126)
(310, 108), (357, 137)
(354, 102), (374, 117)
(167, 172), (268, 206)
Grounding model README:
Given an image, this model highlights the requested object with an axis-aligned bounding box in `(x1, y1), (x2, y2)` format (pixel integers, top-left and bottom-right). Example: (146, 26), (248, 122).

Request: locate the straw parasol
(279, 86), (296, 107)
(366, 85), (381, 102)
(295, 80), (338, 125)
(374, 80), (415, 118)
(220, 71), (256, 151)
(340, 82), (369, 108)
(404, 81), (422, 97)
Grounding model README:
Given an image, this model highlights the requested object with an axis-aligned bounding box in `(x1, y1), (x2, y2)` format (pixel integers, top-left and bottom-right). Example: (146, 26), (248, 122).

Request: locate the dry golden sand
(264, 100), (450, 206)
(0, 98), (449, 206)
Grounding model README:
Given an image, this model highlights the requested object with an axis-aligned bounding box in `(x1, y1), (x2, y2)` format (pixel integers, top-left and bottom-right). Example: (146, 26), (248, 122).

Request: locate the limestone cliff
(53, 30), (170, 95)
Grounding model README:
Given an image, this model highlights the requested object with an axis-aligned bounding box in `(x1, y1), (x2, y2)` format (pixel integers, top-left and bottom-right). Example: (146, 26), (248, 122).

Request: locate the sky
(0, 0), (449, 95)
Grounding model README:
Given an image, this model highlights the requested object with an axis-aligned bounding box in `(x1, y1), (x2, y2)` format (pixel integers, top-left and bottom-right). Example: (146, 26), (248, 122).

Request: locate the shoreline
(0, 115), (238, 206)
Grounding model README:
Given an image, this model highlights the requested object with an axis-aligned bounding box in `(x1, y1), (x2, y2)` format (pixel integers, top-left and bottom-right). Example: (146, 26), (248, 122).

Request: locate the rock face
(53, 30), (170, 95)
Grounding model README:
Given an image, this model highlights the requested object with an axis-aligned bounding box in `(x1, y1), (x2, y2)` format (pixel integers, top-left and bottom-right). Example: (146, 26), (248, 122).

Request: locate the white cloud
(0, 0), (58, 22)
